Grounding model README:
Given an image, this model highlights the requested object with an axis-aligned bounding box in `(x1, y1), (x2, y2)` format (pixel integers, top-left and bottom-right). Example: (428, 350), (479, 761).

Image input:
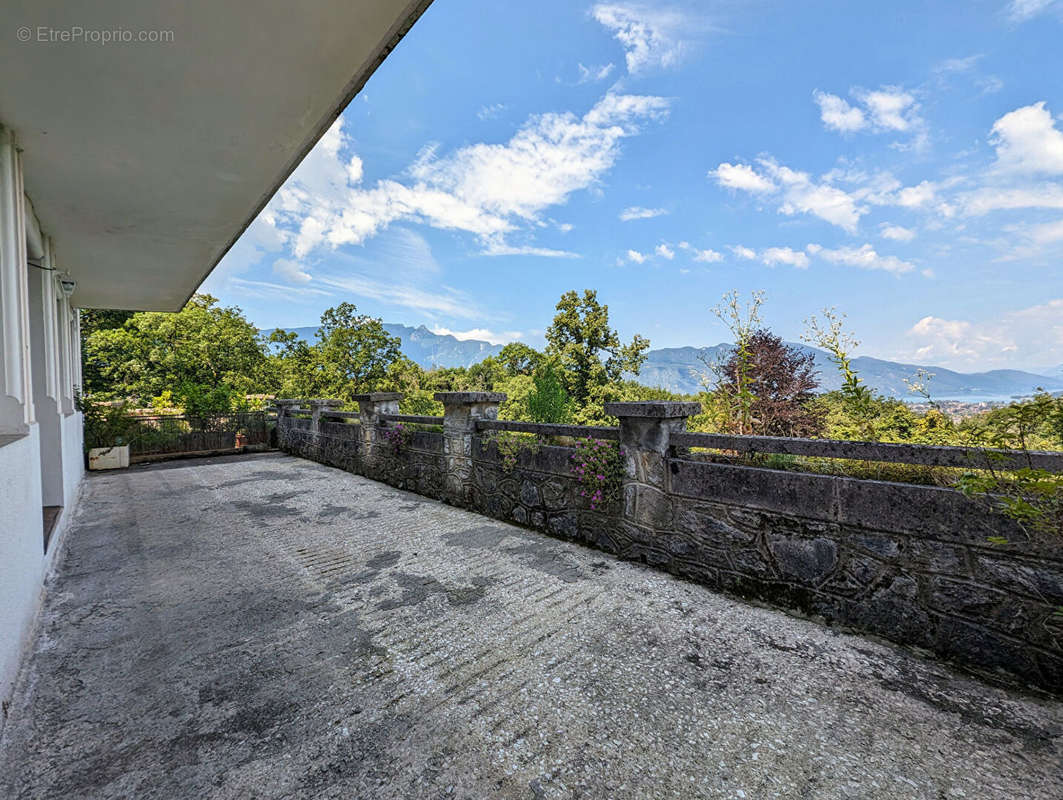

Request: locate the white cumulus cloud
(591, 3), (691, 74)
(815, 243), (915, 274)
(813, 91), (867, 133)
(762, 160), (866, 232)
(855, 86), (918, 132)
(760, 247), (810, 269)
(266, 93), (670, 262)
(272, 258), (312, 284)
(619, 206), (669, 221)
(712, 159), (865, 232)
(960, 184), (1063, 215)
(895, 180), (939, 209)
(430, 326), (524, 345)
(678, 242), (723, 262)
(989, 101), (1063, 175)
(813, 86), (924, 145)
(899, 300), (1063, 369)
(880, 224), (916, 242)
(711, 162), (777, 193)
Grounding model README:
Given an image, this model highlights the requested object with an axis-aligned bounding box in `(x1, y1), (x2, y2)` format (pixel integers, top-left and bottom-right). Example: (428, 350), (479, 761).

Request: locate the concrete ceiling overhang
(0, 0), (433, 310)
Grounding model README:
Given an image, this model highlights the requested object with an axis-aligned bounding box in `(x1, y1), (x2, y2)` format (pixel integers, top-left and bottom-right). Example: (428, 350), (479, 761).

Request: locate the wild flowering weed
(381, 423), (408, 455)
(571, 438), (624, 511)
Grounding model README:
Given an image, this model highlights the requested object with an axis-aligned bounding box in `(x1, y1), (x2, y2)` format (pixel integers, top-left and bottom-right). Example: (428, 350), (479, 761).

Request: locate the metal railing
(117, 411), (274, 456)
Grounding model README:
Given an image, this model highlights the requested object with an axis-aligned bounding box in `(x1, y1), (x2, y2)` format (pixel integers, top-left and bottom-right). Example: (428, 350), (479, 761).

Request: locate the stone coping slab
(351, 392), (403, 402)
(433, 391), (506, 403)
(603, 401), (702, 418)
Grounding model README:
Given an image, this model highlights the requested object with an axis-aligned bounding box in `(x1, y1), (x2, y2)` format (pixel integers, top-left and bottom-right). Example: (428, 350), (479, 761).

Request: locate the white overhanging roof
(0, 0), (432, 310)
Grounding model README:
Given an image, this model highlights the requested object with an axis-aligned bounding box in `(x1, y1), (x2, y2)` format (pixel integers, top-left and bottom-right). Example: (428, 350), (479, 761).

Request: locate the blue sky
(203, 0), (1063, 372)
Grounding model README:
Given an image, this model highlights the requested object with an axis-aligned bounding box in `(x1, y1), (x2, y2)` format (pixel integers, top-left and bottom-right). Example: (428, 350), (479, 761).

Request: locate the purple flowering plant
(571, 437), (624, 511)
(381, 422), (409, 455)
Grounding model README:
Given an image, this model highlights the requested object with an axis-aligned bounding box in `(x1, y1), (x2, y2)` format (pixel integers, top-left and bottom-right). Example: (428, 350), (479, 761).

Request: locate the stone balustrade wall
(274, 395), (1063, 693)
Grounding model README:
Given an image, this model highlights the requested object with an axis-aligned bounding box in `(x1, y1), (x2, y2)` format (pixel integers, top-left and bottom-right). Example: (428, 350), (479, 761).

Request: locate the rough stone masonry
(278, 394), (1063, 693)
(0, 453), (1060, 799)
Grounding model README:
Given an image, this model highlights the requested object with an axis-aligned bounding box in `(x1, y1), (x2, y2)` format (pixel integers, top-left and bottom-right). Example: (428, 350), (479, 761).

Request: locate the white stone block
(88, 445), (129, 470)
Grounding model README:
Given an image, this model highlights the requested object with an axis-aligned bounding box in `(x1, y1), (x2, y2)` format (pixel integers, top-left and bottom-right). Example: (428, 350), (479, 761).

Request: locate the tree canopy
(544, 289), (649, 422)
(78, 288), (1063, 475)
(302, 303), (402, 402)
(713, 329), (823, 438)
(83, 294), (268, 411)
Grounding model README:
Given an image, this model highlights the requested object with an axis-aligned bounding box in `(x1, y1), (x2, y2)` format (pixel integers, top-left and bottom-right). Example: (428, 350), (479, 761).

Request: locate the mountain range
(638, 345), (1063, 398)
(275, 324), (505, 368)
(272, 323), (1063, 401)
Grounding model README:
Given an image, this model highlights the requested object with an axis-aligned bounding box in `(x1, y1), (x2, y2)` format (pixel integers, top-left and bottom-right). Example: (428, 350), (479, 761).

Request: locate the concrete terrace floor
(1, 454), (1061, 800)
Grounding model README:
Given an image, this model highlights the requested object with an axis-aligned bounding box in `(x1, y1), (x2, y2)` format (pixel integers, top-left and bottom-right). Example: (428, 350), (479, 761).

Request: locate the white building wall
(28, 258), (64, 507)
(60, 410), (84, 509)
(0, 125), (84, 726)
(0, 126), (32, 433)
(0, 430), (44, 718)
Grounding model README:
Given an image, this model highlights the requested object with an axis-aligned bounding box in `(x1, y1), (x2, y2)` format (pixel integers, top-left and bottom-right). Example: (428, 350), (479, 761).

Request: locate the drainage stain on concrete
(228, 498), (302, 520)
(376, 572), (496, 611)
(445, 525), (585, 582)
(365, 550), (402, 571)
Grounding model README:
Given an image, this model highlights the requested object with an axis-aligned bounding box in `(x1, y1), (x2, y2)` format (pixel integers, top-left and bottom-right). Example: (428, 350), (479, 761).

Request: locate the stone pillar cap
(351, 392), (403, 402)
(433, 391), (506, 403)
(603, 401), (702, 418)
(307, 398), (344, 407)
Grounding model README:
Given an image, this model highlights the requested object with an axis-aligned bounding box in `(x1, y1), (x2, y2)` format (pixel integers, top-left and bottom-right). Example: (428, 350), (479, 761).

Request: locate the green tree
(497, 342), (543, 376)
(82, 294), (269, 410)
(267, 329), (318, 399)
(311, 303), (403, 401)
(802, 308), (879, 440)
(526, 360), (571, 423)
(80, 309), (136, 396)
(962, 391), (1063, 452)
(714, 327), (824, 438)
(379, 356), (443, 415)
(544, 289), (649, 419)
(704, 290), (764, 435)
(495, 374), (536, 421)
(467, 356), (506, 390)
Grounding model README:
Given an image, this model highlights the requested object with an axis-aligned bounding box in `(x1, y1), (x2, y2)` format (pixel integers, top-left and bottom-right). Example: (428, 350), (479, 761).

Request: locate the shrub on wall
(489, 431), (541, 472)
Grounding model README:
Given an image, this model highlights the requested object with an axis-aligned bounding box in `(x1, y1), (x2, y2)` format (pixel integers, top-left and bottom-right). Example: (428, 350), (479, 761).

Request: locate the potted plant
(78, 393), (135, 470)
